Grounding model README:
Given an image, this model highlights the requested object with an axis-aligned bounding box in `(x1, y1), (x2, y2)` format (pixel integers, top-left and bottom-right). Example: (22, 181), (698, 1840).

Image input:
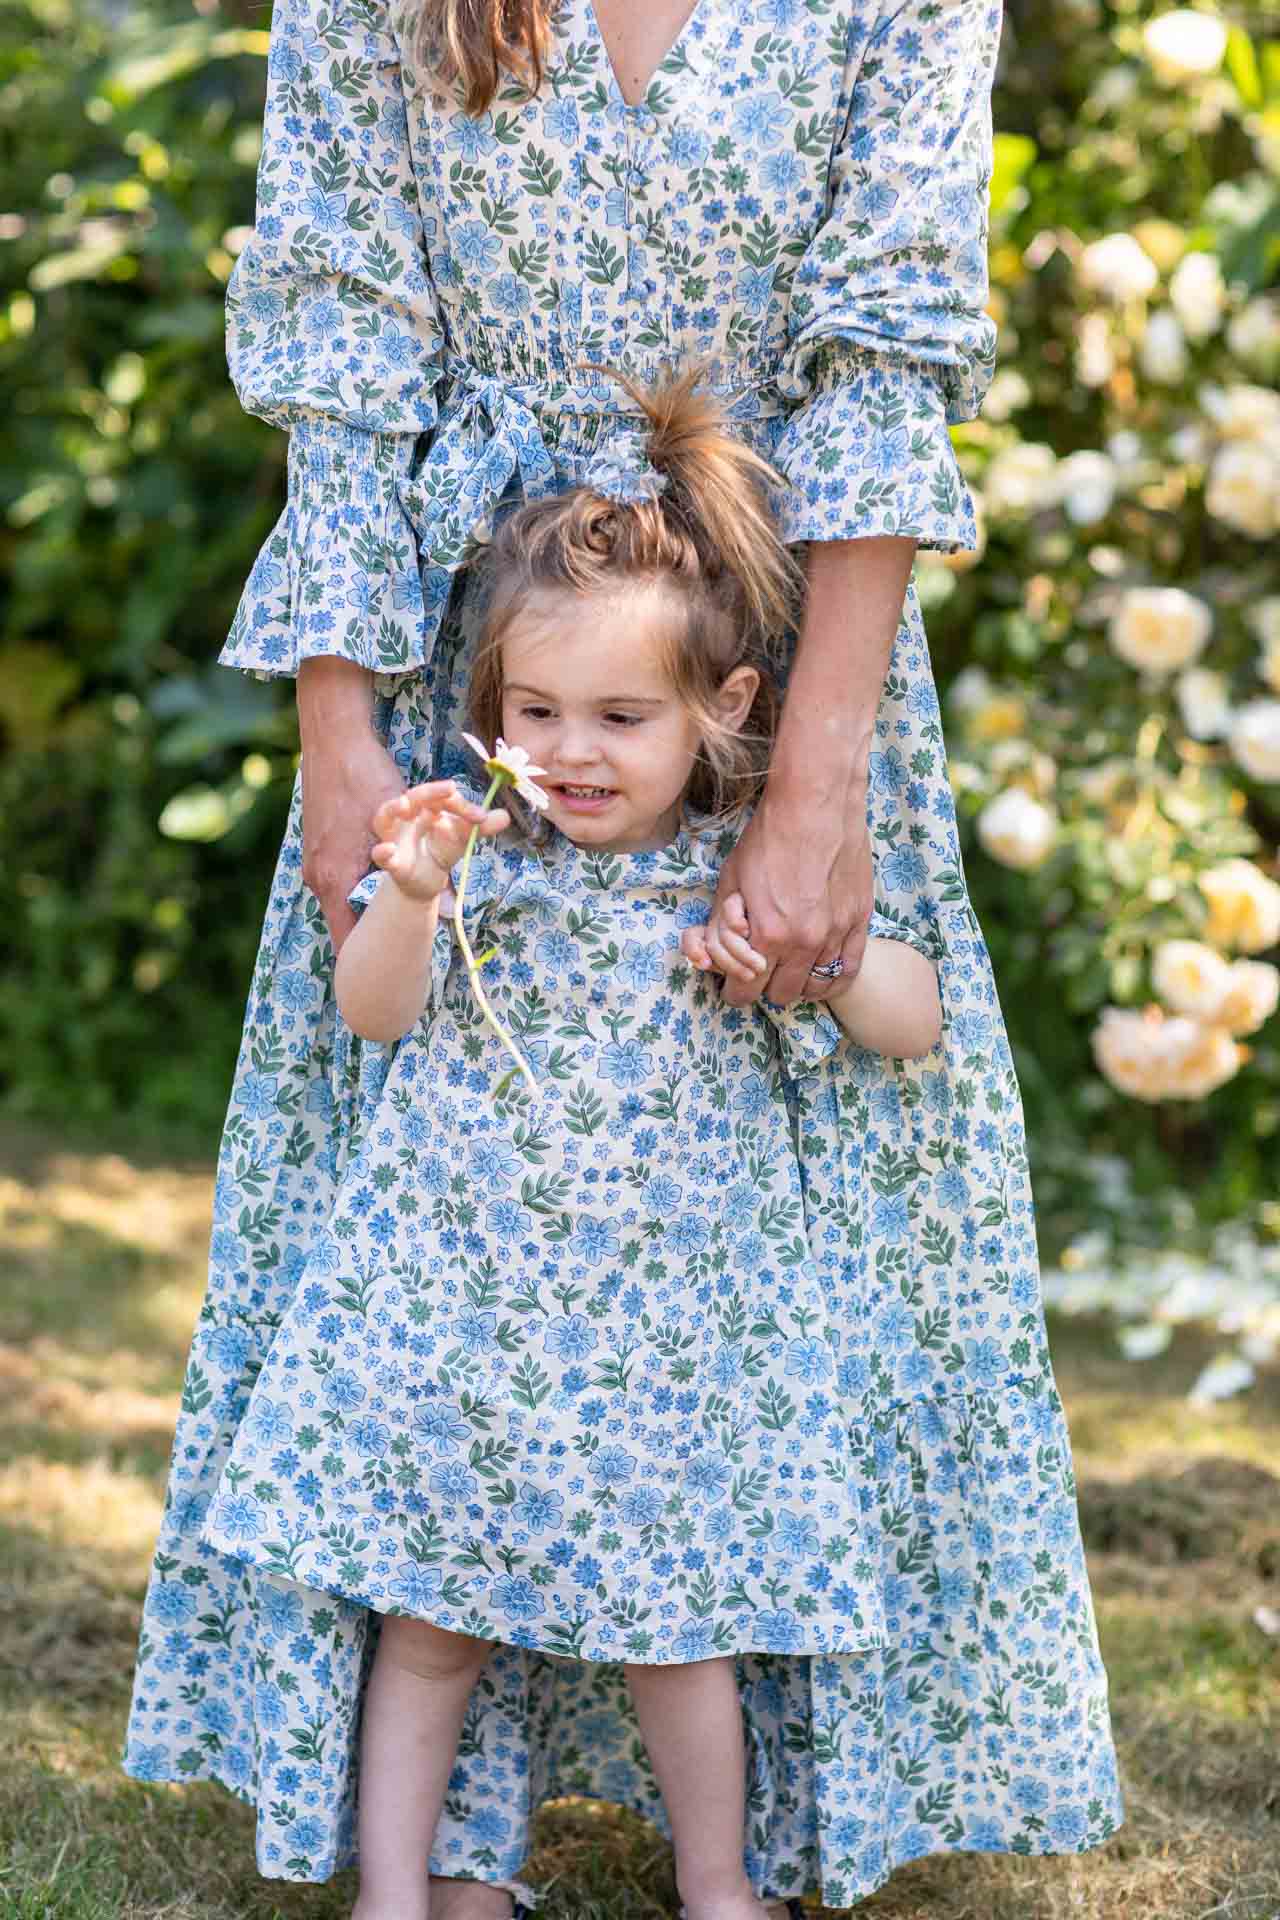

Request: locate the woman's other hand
(298, 658), (404, 953)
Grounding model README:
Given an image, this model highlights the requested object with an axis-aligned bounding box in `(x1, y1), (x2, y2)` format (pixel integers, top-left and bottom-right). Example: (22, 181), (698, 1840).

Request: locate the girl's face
(499, 585), (757, 853)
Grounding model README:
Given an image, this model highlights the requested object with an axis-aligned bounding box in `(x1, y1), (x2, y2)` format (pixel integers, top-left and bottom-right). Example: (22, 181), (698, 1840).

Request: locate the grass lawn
(0, 1127), (1276, 1920)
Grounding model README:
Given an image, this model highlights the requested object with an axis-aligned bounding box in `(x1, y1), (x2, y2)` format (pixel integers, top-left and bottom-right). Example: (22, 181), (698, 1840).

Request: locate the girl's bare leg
(351, 1617), (492, 1920)
(625, 1657), (773, 1920)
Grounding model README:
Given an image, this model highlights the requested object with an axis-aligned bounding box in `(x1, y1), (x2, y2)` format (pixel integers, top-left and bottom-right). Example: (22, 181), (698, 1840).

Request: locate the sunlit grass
(0, 1130), (1277, 1919)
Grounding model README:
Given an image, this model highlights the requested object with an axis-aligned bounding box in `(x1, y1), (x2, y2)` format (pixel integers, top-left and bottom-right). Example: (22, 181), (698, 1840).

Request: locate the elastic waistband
(438, 316), (790, 421)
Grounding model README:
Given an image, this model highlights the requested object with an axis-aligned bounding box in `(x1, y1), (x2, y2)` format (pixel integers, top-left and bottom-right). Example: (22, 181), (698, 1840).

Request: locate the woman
(124, 0), (1124, 1909)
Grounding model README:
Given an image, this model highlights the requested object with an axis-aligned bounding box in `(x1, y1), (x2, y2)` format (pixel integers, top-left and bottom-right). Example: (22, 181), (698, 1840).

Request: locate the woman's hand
(298, 658), (403, 953)
(371, 782), (510, 903)
(707, 787), (875, 1006)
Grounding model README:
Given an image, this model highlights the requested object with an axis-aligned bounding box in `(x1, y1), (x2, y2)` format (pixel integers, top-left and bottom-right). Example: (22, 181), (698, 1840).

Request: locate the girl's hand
(681, 892), (770, 986)
(371, 781), (510, 903)
(708, 788), (874, 1007)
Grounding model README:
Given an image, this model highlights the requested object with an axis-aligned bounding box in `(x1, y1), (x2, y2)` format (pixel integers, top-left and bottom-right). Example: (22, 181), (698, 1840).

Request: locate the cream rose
(1229, 699), (1280, 782)
(1200, 381), (1280, 444)
(1169, 251), (1226, 341)
(983, 442), (1058, 518)
(1056, 449), (1117, 523)
(1247, 597), (1280, 649)
(1216, 960), (1280, 1036)
(1091, 1006), (1240, 1100)
(1199, 858), (1280, 954)
(1075, 311), (1116, 389)
(1162, 1022), (1245, 1099)
(976, 788), (1058, 870)
(1175, 666), (1232, 740)
(1139, 309), (1189, 385)
(1078, 233), (1159, 303)
(981, 369), (1032, 423)
(1151, 938), (1234, 1018)
(1108, 586), (1212, 674)
(1141, 8), (1227, 84)
(1227, 297), (1280, 376)
(1205, 442), (1279, 540)
(1092, 1007), (1169, 1101)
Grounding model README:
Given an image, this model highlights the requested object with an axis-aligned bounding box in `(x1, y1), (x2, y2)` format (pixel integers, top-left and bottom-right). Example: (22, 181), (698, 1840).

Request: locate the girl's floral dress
(123, 0), (1124, 1903)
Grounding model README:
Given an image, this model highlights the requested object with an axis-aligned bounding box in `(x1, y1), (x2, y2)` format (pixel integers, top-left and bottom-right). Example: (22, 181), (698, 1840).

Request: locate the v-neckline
(585, 0), (709, 110)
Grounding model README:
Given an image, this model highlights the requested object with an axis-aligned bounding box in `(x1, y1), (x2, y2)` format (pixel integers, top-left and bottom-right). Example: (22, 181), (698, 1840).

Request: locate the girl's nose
(555, 727), (602, 767)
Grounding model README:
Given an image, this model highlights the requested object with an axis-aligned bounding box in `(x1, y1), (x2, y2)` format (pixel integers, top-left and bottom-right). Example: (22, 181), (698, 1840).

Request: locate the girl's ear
(712, 663), (759, 731)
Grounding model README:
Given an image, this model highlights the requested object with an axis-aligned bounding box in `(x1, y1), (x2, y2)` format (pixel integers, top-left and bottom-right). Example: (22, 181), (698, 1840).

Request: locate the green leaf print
(756, 1378), (795, 1432)
(582, 233), (625, 286)
(509, 1354), (551, 1410)
(518, 145), (563, 197)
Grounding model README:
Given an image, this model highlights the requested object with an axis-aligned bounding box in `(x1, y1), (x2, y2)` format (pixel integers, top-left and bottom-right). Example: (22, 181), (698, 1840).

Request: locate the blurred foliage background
(2, 0), (1278, 1365)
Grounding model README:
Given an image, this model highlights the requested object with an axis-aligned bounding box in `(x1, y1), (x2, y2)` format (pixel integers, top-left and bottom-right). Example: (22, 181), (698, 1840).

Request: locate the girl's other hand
(681, 891), (770, 985)
(371, 782), (510, 903)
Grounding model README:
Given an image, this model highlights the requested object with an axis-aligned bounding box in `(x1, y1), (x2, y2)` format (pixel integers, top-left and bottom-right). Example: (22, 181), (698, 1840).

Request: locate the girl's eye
(605, 712), (644, 727)
(520, 706), (553, 720)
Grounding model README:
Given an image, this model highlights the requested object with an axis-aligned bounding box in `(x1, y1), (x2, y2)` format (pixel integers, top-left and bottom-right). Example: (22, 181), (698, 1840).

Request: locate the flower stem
(453, 773), (538, 1099)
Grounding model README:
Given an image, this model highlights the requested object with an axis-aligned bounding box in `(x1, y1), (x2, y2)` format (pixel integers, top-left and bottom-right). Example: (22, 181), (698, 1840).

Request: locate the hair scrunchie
(581, 428), (669, 505)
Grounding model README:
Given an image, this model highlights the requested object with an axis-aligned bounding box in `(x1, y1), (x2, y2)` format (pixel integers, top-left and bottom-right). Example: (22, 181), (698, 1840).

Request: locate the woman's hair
(468, 365), (801, 830)
(416, 0), (557, 115)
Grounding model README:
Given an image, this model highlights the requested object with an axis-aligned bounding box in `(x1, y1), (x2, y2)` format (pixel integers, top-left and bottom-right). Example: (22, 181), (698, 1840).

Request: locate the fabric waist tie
(393, 357), (562, 679)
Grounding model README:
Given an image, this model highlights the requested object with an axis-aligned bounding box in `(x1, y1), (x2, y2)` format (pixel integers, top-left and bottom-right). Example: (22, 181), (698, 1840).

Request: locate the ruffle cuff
(773, 342), (981, 553)
(219, 420), (431, 683)
(763, 908), (939, 1075)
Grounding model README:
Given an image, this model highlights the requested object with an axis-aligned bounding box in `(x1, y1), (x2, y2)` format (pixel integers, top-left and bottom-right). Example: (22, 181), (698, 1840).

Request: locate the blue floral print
(123, 0), (1123, 1904)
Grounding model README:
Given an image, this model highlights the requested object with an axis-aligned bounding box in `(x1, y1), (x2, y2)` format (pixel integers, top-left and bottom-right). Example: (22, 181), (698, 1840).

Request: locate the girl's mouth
(553, 783), (616, 811)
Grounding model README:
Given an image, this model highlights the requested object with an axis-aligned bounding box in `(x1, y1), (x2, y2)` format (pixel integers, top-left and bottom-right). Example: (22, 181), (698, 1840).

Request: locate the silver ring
(809, 956), (845, 981)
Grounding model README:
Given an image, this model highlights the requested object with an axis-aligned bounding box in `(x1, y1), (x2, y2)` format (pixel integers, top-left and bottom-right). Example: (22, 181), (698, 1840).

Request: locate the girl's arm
(334, 782), (508, 1044)
(682, 895), (943, 1059)
(823, 939), (942, 1058)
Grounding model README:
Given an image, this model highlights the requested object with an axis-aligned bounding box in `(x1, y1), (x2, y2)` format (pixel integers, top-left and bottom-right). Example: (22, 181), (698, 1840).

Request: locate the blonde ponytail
(600, 363), (798, 655)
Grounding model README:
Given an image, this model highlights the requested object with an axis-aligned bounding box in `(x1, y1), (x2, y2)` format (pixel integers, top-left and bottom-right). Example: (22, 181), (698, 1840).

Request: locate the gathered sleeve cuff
(773, 343), (982, 551)
(219, 0), (445, 681)
(220, 419), (436, 680)
(762, 908), (940, 1076)
(773, 0), (1002, 552)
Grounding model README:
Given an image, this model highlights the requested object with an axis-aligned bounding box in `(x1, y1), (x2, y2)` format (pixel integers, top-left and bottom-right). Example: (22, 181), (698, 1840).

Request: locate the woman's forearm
(297, 655), (377, 756)
(770, 534), (918, 805)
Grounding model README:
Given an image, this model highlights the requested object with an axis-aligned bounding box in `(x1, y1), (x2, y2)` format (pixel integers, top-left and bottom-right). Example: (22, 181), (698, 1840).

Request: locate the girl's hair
(468, 365), (800, 829)
(415, 0), (556, 115)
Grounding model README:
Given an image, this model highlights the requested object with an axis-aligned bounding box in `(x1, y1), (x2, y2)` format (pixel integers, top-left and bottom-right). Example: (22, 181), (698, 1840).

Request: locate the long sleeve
(221, 0), (445, 680)
(773, 0), (1002, 552)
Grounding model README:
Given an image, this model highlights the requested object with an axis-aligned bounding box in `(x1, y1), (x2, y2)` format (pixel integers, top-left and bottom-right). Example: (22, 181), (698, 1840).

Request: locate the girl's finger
(723, 891), (751, 936)
(681, 929), (712, 969)
(716, 924), (768, 973)
(705, 928), (760, 984)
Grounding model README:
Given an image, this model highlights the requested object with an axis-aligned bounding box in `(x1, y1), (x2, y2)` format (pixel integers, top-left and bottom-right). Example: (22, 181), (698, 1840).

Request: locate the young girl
(201, 372), (941, 1920)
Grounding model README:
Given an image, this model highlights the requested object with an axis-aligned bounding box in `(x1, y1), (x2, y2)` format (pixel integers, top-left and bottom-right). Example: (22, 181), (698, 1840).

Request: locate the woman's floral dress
(122, 0), (1125, 1903)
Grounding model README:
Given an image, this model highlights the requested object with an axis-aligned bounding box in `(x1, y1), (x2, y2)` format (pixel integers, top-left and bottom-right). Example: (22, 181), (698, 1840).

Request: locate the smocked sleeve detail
(773, 0), (1002, 552)
(220, 0), (445, 680)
